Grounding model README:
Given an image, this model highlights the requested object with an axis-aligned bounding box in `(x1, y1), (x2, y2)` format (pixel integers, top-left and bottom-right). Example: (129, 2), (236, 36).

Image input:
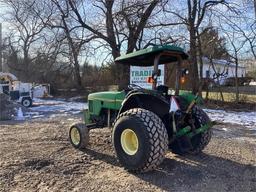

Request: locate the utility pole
(0, 23), (2, 72)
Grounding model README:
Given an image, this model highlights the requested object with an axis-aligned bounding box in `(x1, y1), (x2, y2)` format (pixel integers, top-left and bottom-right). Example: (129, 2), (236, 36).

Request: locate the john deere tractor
(69, 45), (212, 173)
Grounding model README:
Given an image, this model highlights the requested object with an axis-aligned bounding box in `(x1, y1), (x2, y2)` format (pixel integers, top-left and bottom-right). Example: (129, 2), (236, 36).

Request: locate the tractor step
(86, 123), (98, 130)
(177, 136), (193, 152)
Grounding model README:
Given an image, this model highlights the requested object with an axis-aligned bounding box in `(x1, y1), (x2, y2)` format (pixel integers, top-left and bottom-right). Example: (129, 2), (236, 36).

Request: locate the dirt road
(0, 115), (255, 192)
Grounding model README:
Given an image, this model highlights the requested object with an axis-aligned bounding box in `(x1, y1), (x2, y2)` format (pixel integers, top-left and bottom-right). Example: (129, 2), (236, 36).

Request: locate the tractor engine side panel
(86, 91), (126, 125)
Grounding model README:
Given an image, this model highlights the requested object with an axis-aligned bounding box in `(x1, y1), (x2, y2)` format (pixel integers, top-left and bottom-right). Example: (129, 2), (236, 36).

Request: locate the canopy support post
(175, 56), (182, 95)
(152, 54), (161, 90)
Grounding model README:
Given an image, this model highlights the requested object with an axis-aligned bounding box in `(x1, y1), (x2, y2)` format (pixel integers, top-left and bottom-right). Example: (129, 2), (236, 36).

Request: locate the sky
(0, 0), (255, 67)
(0, 2), (10, 33)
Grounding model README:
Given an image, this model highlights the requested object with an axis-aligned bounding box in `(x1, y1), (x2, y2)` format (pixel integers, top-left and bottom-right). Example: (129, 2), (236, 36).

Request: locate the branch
(68, 0), (109, 43)
(197, 0), (227, 28)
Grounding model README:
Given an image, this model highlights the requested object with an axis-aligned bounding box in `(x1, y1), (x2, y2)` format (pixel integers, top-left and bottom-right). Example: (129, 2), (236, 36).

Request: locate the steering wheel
(128, 84), (143, 90)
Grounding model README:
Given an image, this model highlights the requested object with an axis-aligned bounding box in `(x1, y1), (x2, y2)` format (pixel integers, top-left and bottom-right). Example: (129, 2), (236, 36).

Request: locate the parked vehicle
(0, 72), (33, 107)
(223, 77), (254, 86)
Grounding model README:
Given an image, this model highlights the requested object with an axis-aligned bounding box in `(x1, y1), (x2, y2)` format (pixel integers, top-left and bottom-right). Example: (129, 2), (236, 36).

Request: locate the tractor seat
(156, 85), (169, 96)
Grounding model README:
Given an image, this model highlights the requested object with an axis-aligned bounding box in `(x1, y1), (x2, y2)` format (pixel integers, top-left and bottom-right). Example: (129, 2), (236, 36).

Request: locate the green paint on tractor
(88, 91), (126, 115)
(179, 91), (204, 105)
(70, 45), (213, 173)
(85, 90), (203, 125)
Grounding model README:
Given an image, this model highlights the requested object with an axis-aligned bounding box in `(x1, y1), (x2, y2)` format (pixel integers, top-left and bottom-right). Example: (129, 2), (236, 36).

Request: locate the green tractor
(69, 45), (212, 173)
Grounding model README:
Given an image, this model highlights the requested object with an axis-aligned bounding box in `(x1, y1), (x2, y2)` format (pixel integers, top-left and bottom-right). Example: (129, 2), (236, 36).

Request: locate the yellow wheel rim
(70, 127), (80, 145)
(120, 129), (139, 155)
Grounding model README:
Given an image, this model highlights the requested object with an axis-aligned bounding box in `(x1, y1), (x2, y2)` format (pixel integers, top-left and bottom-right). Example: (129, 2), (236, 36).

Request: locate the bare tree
(163, 0), (228, 94)
(50, 0), (96, 88)
(208, 57), (230, 102)
(215, 7), (256, 60)
(29, 0), (98, 88)
(215, 2), (254, 102)
(198, 32), (229, 102)
(2, 0), (50, 80)
(224, 31), (246, 103)
(68, 0), (161, 88)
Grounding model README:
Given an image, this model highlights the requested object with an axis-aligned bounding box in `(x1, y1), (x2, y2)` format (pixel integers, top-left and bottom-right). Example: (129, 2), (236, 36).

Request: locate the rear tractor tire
(69, 123), (89, 149)
(113, 108), (168, 173)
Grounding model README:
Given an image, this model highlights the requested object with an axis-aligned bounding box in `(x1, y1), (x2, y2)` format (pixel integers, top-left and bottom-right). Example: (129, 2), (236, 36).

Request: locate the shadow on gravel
(24, 159), (54, 170)
(83, 149), (256, 191)
(137, 153), (256, 191)
(81, 148), (120, 167)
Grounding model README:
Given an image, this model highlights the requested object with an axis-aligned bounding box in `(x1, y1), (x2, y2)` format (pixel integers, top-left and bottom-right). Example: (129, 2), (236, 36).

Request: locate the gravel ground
(0, 115), (255, 192)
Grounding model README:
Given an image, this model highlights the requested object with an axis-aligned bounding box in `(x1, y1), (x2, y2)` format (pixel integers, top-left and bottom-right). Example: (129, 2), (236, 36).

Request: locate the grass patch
(202, 92), (256, 103)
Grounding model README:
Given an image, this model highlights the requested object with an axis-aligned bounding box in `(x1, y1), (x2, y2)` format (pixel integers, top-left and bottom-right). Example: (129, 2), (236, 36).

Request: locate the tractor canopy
(115, 45), (189, 66)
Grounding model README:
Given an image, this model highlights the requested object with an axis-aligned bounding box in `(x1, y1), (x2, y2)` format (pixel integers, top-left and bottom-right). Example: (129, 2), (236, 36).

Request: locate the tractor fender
(118, 92), (169, 118)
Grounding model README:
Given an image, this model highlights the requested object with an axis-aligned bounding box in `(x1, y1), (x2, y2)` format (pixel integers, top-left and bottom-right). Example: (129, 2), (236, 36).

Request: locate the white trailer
(0, 72), (33, 107)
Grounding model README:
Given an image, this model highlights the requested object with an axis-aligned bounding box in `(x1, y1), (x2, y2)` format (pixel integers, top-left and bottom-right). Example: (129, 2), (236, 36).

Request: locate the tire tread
(113, 108), (168, 172)
(69, 123), (89, 149)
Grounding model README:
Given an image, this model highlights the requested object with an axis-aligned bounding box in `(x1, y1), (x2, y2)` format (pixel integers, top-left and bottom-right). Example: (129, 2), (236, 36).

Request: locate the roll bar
(152, 52), (183, 95)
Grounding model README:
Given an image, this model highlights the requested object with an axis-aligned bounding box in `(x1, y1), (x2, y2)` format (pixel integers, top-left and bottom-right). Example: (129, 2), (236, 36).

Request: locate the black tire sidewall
(22, 98), (32, 107)
(69, 123), (89, 149)
(113, 115), (151, 170)
(190, 106), (211, 152)
(192, 106), (210, 127)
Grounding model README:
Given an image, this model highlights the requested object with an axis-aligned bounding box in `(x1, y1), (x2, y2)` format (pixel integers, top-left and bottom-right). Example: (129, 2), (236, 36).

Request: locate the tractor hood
(87, 91), (126, 115)
(88, 91), (125, 103)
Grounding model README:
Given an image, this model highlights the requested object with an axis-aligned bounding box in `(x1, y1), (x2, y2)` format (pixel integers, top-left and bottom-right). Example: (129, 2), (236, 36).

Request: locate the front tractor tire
(69, 123), (89, 149)
(171, 106), (212, 155)
(113, 108), (168, 173)
(189, 106), (212, 154)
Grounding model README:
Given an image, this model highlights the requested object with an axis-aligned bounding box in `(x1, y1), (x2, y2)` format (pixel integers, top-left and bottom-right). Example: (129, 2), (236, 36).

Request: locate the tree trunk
(235, 57), (239, 103)
(216, 76), (224, 102)
(105, 0), (129, 90)
(60, 14), (83, 90)
(23, 47), (30, 81)
(215, 78), (224, 102)
(190, 26), (200, 94)
(218, 85), (224, 102)
(205, 86), (209, 101)
(254, 0), (256, 19)
(197, 30), (204, 96)
(73, 52), (82, 89)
